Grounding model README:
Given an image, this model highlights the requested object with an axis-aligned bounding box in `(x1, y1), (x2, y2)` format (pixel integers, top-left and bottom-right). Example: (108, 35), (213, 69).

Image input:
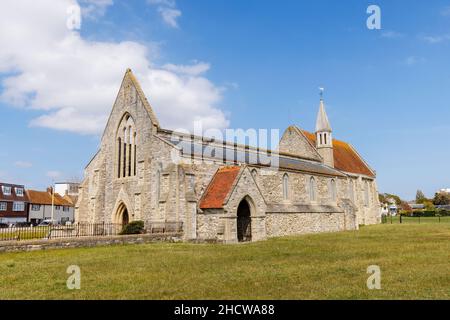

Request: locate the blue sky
(1, 0), (450, 200)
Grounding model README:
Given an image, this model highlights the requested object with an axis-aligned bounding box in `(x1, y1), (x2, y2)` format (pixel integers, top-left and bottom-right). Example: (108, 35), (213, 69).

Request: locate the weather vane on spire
(319, 87), (324, 100)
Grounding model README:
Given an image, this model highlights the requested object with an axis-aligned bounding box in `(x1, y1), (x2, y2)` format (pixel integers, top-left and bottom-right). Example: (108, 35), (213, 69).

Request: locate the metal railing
(381, 215), (450, 224)
(0, 221), (183, 242)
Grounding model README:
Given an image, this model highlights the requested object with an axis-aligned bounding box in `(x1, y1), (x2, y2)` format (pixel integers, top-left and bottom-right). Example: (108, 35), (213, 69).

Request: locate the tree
(383, 193), (402, 205)
(400, 201), (412, 214)
(433, 192), (450, 206)
(415, 190), (427, 204)
(423, 201), (435, 211)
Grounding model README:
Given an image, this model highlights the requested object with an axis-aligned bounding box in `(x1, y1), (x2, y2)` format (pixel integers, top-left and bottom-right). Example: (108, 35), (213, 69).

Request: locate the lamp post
(50, 183), (55, 224)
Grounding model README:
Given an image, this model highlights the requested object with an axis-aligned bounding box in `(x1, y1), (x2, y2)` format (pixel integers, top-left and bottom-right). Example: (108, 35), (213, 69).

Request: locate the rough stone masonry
(75, 69), (380, 243)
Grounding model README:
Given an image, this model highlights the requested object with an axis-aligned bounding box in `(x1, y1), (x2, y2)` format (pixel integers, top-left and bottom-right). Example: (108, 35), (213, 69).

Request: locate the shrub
(120, 221), (145, 235)
(436, 210), (449, 217)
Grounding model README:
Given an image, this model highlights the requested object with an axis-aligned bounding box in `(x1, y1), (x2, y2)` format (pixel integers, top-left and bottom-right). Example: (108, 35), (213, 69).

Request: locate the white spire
(315, 95), (332, 133)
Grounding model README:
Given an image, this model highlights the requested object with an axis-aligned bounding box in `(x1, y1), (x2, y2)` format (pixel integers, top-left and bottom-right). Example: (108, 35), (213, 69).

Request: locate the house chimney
(47, 187), (53, 194)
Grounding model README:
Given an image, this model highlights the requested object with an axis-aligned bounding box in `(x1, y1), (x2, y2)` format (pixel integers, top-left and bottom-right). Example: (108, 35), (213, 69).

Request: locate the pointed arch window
(155, 169), (161, 203)
(283, 173), (289, 200)
(330, 179), (337, 201)
(123, 127), (127, 177)
(348, 179), (355, 202)
(309, 177), (317, 202)
(117, 137), (122, 178)
(133, 132), (137, 176)
(364, 181), (370, 206)
(116, 114), (137, 179)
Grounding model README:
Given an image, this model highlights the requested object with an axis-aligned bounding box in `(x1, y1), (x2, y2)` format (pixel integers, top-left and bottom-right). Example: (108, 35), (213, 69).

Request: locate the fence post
(400, 214), (402, 224)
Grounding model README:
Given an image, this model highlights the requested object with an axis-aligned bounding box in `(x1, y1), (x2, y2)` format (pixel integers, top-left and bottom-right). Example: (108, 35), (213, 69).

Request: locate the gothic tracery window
(116, 114), (137, 178)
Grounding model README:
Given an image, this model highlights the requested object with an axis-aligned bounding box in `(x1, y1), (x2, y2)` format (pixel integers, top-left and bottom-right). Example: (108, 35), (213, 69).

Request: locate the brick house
(0, 182), (29, 224)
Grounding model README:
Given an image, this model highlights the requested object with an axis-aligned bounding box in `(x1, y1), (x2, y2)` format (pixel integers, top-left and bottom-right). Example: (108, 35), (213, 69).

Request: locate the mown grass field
(0, 223), (449, 300)
(0, 226), (50, 241)
(383, 215), (450, 224)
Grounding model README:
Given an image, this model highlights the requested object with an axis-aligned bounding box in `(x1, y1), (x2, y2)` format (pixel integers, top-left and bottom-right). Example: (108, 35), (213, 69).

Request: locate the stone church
(75, 69), (380, 243)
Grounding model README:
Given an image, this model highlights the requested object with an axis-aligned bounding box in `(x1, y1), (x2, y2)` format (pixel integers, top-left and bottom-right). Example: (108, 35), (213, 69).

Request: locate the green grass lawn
(0, 226), (51, 241)
(0, 223), (449, 300)
(383, 215), (450, 224)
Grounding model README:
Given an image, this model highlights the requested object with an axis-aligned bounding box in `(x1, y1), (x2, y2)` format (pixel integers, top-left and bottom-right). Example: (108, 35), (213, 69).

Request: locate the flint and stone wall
(76, 72), (380, 244)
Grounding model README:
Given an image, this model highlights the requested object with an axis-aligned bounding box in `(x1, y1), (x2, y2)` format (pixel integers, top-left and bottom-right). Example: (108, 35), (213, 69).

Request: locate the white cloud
(79, 0), (113, 19)
(0, 0), (228, 135)
(158, 7), (182, 28)
(403, 56), (426, 66)
(47, 171), (62, 179)
(441, 6), (450, 16)
(381, 31), (403, 39)
(14, 161), (33, 168)
(421, 34), (450, 44)
(162, 62), (210, 76)
(148, 0), (181, 28)
(147, 0), (176, 7)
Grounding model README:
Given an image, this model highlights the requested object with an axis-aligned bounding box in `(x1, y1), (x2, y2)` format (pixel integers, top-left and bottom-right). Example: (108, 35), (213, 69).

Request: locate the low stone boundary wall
(0, 233), (183, 253)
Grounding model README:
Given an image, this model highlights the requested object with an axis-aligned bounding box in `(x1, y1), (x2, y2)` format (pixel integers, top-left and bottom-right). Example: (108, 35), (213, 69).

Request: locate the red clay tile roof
(199, 166), (241, 209)
(302, 131), (375, 177)
(26, 190), (73, 206)
(63, 194), (78, 205)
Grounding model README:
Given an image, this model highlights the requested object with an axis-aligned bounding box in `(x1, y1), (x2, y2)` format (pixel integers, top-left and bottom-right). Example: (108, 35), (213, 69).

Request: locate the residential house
(55, 181), (79, 207)
(26, 188), (74, 225)
(380, 197), (398, 216)
(0, 182), (29, 224)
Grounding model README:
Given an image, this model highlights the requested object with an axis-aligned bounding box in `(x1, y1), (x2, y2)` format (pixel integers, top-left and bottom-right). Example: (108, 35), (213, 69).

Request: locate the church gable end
(100, 69), (159, 147)
(279, 126), (322, 161)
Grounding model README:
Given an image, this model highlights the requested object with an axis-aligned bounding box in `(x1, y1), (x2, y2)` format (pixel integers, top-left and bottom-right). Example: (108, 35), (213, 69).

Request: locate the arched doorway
(115, 203), (130, 227)
(237, 198), (252, 242)
(121, 208), (129, 226)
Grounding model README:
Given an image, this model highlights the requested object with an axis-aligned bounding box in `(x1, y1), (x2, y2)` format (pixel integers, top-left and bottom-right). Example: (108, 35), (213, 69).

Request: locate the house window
(309, 177), (317, 201)
(55, 205), (61, 211)
(15, 187), (24, 197)
(330, 179), (337, 201)
(2, 186), (11, 196)
(63, 206), (70, 212)
(282, 173), (289, 200)
(0, 202), (7, 211)
(12, 202), (25, 212)
(31, 204), (41, 211)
